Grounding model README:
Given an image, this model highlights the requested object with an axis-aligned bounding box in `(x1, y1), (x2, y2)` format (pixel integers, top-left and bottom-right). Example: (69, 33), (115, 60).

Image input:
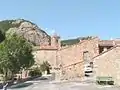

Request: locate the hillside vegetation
(61, 38), (80, 46)
(61, 36), (94, 46)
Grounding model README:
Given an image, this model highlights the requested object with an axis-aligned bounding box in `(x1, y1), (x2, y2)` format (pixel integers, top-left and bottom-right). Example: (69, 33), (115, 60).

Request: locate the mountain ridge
(0, 19), (50, 46)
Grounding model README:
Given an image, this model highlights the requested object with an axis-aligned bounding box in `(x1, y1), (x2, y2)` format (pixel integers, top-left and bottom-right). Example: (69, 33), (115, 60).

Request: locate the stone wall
(55, 61), (84, 81)
(32, 50), (57, 69)
(93, 46), (120, 85)
(59, 37), (99, 66)
(33, 37), (99, 80)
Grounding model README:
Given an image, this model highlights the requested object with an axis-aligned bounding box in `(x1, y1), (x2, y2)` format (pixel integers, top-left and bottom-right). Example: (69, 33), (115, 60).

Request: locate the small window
(56, 39), (58, 43)
(90, 62), (93, 68)
(83, 51), (89, 61)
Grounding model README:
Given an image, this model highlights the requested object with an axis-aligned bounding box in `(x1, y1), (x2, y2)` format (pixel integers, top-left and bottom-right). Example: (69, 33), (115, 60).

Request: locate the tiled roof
(40, 45), (58, 50)
(99, 40), (120, 46)
(33, 46), (58, 50)
(99, 40), (114, 46)
(93, 45), (120, 59)
(114, 40), (120, 45)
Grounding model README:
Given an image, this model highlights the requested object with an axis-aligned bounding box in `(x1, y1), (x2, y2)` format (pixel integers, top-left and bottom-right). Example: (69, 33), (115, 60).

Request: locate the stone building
(33, 34), (120, 83)
(93, 44), (120, 85)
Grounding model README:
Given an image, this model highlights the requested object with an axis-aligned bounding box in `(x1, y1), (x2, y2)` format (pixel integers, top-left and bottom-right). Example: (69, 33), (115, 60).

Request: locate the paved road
(5, 77), (120, 90)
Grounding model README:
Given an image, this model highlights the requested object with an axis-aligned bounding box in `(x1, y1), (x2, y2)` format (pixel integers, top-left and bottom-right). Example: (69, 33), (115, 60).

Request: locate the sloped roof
(33, 46), (58, 51)
(99, 40), (114, 46)
(93, 45), (120, 59)
(99, 40), (120, 46)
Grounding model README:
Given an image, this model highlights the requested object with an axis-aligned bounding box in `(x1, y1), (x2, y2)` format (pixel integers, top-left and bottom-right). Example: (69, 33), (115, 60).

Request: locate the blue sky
(0, 0), (120, 40)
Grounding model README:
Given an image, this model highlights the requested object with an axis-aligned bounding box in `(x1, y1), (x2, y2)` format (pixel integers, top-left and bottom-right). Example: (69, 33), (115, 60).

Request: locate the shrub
(29, 68), (41, 77)
(40, 61), (51, 74)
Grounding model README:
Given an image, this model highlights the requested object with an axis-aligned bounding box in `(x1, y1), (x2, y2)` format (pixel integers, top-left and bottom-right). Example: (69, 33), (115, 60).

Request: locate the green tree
(40, 61), (51, 74)
(29, 67), (42, 77)
(0, 30), (5, 43)
(5, 28), (17, 39)
(0, 34), (34, 81)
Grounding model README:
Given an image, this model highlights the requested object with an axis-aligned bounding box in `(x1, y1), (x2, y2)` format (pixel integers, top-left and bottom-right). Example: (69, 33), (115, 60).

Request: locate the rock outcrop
(0, 19), (50, 46)
(15, 20), (50, 46)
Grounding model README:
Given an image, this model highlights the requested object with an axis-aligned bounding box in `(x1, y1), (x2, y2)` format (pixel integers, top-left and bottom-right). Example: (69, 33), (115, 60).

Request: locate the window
(83, 51), (89, 61)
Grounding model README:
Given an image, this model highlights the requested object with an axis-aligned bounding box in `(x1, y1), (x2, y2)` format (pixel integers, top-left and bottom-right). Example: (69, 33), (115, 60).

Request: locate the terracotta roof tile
(99, 40), (114, 46)
(40, 45), (58, 50)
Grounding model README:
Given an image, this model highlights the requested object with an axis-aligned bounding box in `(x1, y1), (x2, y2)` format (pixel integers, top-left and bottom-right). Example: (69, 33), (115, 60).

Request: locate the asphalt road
(4, 77), (120, 90)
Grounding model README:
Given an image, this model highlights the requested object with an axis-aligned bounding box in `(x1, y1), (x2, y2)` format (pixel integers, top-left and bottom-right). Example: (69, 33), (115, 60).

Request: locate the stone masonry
(33, 34), (120, 84)
(93, 46), (120, 85)
(33, 35), (100, 80)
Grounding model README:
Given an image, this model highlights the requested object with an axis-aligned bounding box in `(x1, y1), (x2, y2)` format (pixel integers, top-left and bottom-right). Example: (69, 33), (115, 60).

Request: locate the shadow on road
(32, 77), (48, 81)
(9, 82), (33, 89)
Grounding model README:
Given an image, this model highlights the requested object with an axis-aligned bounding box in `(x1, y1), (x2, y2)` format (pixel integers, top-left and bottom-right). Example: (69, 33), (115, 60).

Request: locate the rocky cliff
(0, 19), (50, 46)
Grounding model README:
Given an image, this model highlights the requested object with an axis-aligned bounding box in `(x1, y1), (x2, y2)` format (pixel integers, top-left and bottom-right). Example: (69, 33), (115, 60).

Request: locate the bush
(40, 61), (51, 74)
(29, 68), (41, 77)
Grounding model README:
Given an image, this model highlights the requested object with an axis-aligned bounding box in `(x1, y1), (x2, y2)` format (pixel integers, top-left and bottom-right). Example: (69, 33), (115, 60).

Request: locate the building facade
(33, 34), (120, 83)
(93, 46), (120, 85)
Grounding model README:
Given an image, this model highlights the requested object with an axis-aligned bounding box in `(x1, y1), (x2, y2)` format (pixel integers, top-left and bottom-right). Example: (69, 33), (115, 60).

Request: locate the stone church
(32, 34), (120, 85)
